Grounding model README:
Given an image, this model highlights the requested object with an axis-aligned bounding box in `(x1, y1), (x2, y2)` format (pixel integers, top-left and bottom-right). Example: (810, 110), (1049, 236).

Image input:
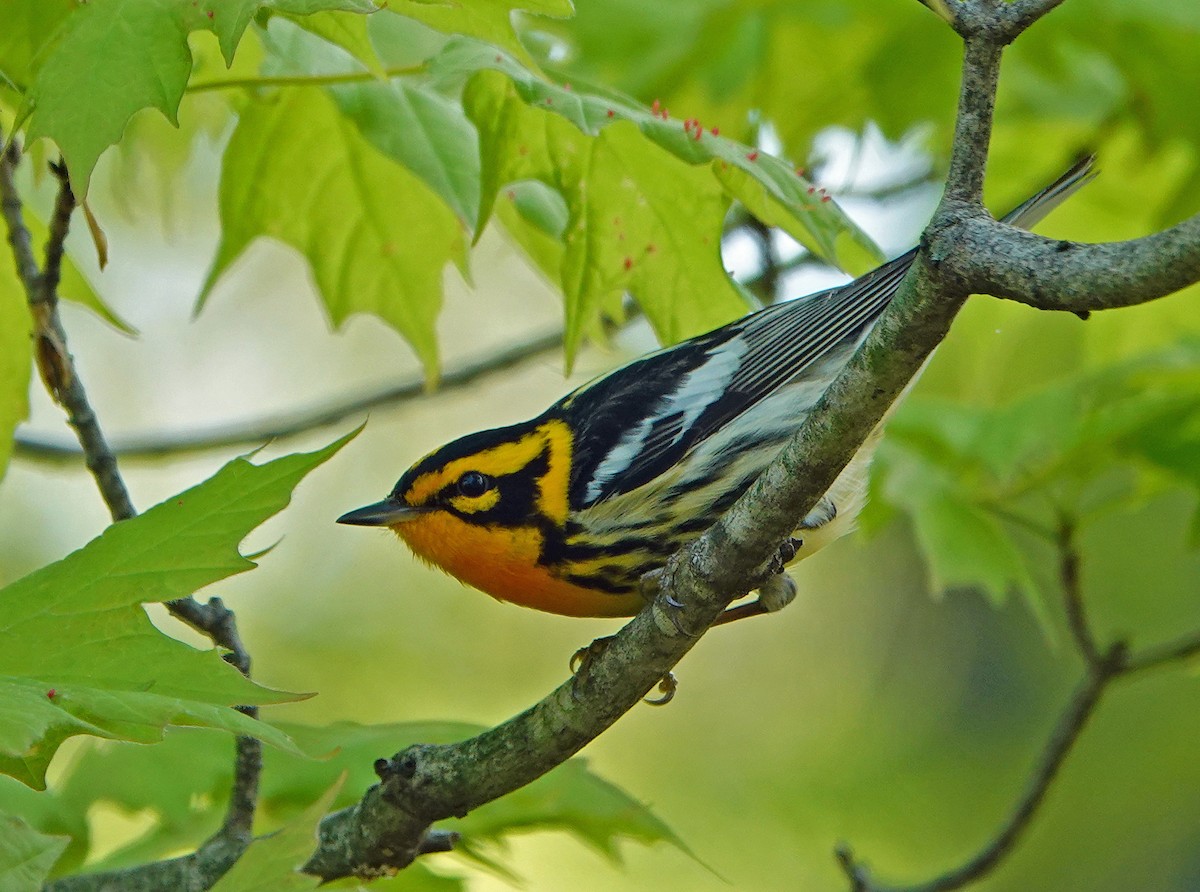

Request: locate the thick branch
(952, 212), (1200, 312)
(1000, 0), (1069, 35)
(936, 0), (1066, 43)
(941, 37), (1003, 206)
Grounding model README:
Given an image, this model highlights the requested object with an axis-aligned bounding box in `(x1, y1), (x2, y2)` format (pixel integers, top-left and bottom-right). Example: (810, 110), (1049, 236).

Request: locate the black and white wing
(561, 156), (1097, 509)
(562, 252), (910, 508)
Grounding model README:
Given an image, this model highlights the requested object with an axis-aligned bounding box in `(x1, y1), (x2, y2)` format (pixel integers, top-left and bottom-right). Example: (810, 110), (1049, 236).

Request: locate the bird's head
(337, 418), (573, 533)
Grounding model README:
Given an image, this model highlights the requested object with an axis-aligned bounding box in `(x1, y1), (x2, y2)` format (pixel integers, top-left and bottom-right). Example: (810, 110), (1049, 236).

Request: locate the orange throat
(391, 511), (642, 618)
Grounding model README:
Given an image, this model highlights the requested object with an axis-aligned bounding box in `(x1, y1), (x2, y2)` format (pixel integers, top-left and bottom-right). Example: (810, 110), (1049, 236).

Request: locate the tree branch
(835, 515), (1197, 892)
(44, 837), (246, 892)
(1056, 518), (1101, 666)
(941, 37), (1003, 206)
(14, 327), (565, 461)
(29, 0), (1200, 887)
(1000, 0), (1070, 35)
(1, 147), (137, 520)
(951, 212), (1200, 313)
(0, 143), (264, 867)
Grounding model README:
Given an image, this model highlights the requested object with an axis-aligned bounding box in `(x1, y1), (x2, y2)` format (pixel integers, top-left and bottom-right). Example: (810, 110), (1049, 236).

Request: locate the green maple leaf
(0, 430), (356, 788)
(22, 0), (377, 195)
(200, 88), (465, 379)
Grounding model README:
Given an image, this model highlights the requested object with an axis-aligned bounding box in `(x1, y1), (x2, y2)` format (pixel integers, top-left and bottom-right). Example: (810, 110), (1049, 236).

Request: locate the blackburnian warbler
(339, 160), (1094, 623)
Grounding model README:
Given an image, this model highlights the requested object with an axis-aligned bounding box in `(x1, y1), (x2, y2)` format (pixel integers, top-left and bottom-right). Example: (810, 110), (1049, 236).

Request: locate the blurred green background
(3, 0), (1200, 890)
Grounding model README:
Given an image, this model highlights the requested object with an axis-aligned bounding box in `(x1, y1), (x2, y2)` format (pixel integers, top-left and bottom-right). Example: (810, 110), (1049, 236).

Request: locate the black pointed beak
(337, 497), (427, 527)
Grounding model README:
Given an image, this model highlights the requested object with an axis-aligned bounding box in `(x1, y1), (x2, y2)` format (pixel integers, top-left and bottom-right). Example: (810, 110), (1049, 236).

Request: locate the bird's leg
(712, 500), (837, 626)
(711, 536), (801, 627)
(569, 635), (614, 674)
(570, 569), (682, 704)
(574, 527), (808, 700)
(570, 576), (677, 706)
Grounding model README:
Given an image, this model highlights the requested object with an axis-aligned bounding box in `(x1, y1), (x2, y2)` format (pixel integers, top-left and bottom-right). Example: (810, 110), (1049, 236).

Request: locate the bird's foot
(569, 635), (678, 706)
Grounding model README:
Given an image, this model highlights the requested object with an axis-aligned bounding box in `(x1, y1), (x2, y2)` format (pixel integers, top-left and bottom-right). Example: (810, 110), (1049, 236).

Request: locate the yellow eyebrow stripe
(405, 420), (573, 524)
(534, 419), (571, 524)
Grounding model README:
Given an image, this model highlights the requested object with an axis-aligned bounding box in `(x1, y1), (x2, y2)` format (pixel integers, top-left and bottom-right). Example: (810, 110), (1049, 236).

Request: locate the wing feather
(565, 157), (1097, 508)
(567, 251), (912, 506)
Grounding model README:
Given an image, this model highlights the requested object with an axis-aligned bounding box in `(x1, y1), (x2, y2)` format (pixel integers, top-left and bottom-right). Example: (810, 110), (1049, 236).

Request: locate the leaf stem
(185, 65), (426, 94)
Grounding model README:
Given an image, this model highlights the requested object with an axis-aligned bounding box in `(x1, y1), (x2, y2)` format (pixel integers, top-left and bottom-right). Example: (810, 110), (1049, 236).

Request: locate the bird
(339, 159), (1095, 627)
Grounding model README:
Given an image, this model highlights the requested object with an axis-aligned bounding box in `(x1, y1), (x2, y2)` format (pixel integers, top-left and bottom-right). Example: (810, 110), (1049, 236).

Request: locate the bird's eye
(456, 471), (494, 498)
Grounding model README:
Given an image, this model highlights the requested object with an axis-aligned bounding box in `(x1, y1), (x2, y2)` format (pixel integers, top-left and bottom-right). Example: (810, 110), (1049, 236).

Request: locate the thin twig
(1056, 517), (1101, 666)
(0, 143), (262, 853)
(1, 145), (137, 520)
(1123, 630), (1200, 673)
(744, 215), (781, 305)
(11, 251), (825, 466)
(13, 165), (936, 465)
(835, 511), (1198, 892)
(14, 327), (565, 461)
(41, 161), (73, 304)
(165, 596), (261, 840)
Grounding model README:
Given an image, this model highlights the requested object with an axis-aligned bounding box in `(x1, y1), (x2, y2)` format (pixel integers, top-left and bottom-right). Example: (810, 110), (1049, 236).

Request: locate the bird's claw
(767, 536), (803, 574)
(569, 635), (614, 675)
(638, 567), (666, 601)
(644, 672), (677, 706)
(569, 635), (679, 706)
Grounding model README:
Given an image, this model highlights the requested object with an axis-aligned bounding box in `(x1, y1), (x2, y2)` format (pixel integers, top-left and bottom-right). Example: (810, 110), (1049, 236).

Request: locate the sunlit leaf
(262, 18), (481, 230)
(281, 9), (385, 75)
(0, 0), (76, 93)
(464, 68), (749, 365)
(384, 0), (572, 71)
(713, 160), (881, 275)
(440, 37), (881, 275)
(22, 0), (378, 195)
(200, 88), (465, 380)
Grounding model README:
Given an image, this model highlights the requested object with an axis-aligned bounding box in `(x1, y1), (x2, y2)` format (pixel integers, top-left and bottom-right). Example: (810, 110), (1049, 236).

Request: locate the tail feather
(1000, 155), (1097, 228)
